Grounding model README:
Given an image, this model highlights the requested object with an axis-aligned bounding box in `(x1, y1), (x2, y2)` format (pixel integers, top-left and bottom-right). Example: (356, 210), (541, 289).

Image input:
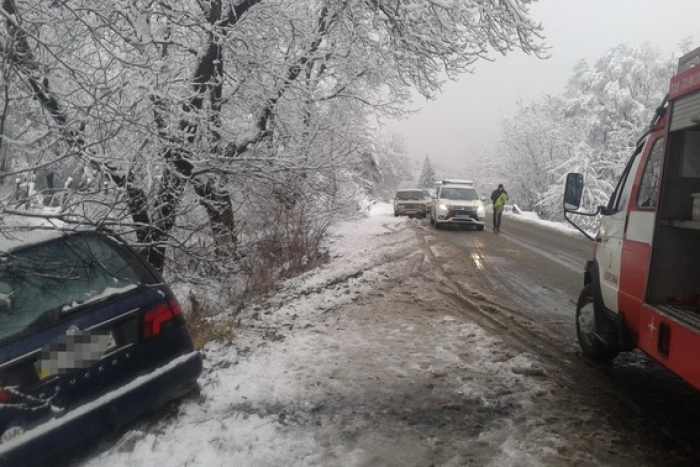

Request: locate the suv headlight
(438, 203), (449, 211)
(477, 205), (485, 213)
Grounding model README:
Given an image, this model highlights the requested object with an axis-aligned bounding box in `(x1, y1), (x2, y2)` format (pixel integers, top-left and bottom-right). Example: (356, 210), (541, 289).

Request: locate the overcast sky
(383, 0), (698, 169)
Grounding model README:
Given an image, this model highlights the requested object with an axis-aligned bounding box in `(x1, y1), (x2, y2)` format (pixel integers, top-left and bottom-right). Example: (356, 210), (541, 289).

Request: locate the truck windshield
(441, 187), (478, 201)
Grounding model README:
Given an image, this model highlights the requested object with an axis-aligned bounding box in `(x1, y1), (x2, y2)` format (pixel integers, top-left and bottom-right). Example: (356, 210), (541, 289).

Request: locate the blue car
(0, 228), (203, 467)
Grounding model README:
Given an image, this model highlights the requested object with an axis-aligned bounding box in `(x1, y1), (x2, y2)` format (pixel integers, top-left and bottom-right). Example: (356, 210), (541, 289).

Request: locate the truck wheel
(576, 284), (619, 362)
(394, 211), (399, 217)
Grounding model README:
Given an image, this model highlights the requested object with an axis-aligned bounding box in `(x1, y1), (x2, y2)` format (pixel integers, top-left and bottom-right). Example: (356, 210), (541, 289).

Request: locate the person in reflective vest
(490, 184), (508, 233)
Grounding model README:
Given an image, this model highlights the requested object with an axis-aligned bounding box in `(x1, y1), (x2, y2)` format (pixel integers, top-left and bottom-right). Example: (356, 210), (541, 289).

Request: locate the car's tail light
(143, 299), (184, 339)
(0, 389), (15, 404)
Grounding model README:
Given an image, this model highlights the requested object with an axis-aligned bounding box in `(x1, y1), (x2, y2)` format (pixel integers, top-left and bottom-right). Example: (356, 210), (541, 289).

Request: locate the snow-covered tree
(496, 42), (682, 224)
(417, 156), (436, 189)
(372, 133), (412, 199)
(1, 0), (546, 272)
(498, 96), (572, 216)
(554, 43), (676, 220)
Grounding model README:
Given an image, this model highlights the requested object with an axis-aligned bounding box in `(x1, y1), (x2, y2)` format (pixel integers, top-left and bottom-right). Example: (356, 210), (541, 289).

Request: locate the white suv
(430, 179), (486, 230)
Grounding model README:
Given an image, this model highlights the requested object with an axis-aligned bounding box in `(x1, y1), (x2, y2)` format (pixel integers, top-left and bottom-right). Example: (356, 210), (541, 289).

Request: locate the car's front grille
(448, 208), (477, 220)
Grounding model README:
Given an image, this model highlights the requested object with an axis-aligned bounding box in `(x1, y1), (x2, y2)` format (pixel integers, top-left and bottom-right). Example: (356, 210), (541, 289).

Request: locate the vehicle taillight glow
(143, 299), (183, 339)
(0, 389), (15, 404)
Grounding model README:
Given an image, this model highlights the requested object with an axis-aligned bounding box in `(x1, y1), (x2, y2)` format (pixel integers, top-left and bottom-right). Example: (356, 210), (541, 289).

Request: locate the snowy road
(420, 215), (590, 325)
(76, 204), (700, 467)
(419, 212), (700, 466)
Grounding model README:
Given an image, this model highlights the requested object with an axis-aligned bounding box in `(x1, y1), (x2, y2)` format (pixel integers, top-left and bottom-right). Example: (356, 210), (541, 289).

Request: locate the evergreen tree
(417, 156), (436, 189)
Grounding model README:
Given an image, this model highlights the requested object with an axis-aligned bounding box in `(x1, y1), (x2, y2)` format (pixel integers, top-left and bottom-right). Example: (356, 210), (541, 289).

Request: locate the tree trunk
(194, 177), (237, 260)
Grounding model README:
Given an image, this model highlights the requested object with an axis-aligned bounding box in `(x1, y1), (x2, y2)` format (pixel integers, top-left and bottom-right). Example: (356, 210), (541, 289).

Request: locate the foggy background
(384, 0), (698, 169)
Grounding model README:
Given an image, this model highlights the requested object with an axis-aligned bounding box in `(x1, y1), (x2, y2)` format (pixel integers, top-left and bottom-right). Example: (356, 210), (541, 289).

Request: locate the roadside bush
(185, 290), (239, 350)
(168, 174), (364, 345)
(175, 185), (337, 347)
(240, 199), (331, 296)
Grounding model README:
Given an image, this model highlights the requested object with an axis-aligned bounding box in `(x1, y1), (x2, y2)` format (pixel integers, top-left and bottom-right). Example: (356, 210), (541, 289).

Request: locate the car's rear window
(0, 234), (145, 345)
(396, 191), (424, 200)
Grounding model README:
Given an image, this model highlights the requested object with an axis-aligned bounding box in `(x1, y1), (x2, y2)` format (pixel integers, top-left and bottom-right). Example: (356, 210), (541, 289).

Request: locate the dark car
(0, 228), (202, 467)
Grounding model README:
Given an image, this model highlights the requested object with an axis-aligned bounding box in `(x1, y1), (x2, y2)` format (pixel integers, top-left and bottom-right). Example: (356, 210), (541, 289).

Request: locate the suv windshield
(396, 191), (424, 200)
(0, 234), (144, 345)
(440, 187), (478, 201)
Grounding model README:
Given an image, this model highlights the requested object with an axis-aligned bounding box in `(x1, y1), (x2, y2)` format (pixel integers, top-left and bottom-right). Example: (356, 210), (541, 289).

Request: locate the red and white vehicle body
(564, 47), (700, 390)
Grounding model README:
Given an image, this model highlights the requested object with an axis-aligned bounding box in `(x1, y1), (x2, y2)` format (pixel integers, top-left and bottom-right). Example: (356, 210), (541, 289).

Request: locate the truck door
(619, 137), (664, 319)
(596, 144), (645, 313)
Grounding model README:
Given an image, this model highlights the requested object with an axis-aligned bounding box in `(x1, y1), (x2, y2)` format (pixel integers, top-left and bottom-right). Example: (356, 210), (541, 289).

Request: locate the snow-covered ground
(82, 204), (610, 467)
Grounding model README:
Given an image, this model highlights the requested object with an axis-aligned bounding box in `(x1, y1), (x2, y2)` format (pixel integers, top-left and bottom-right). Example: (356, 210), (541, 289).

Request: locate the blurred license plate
(36, 331), (114, 379)
(454, 215), (470, 219)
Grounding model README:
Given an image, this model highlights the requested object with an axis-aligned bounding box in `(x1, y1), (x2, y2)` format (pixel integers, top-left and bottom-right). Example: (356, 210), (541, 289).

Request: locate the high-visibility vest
(494, 193), (508, 211)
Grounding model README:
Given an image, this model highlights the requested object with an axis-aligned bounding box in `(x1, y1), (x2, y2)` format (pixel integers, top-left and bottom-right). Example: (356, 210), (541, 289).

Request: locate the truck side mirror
(563, 173), (584, 211)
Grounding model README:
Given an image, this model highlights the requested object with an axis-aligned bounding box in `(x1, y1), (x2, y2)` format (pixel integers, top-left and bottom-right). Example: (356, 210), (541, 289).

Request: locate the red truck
(564, 47), (700, 390)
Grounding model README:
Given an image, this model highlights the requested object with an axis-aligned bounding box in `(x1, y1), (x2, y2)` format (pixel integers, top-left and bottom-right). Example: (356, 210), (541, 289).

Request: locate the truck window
(608, 144), (643, 213)
(637, 137), (664, 209)
(680, 130), (700, 177)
